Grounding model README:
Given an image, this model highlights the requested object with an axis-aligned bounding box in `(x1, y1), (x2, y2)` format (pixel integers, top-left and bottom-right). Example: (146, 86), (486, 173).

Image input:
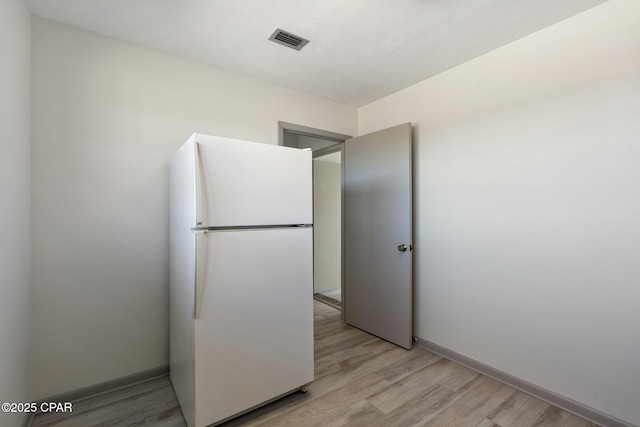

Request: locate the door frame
(278, 121), (351, 146)
(279, 122), (350, 318)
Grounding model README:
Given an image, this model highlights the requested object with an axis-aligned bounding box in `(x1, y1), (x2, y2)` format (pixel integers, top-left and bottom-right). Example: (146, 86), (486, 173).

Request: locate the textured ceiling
(27, 0), (606, 106)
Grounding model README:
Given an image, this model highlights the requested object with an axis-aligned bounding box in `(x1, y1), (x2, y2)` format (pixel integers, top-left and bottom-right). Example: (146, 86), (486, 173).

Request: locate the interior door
(344, 123), (413, 349)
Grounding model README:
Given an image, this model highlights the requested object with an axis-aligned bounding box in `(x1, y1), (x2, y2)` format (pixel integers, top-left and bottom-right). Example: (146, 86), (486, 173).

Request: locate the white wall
(313, 157), (342, 294)
(30, 17), (356, 399)
(0, 0), (31, 425)
(358, 1), (640, 425)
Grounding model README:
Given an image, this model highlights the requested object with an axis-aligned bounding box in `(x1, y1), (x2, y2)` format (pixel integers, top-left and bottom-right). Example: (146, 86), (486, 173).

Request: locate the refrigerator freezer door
(194, 134), (312, 227)
(193, 228), (313, 427)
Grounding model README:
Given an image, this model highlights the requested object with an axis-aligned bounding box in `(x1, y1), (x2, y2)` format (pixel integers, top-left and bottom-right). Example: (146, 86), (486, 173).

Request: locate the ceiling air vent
(269, 28), (309, 51)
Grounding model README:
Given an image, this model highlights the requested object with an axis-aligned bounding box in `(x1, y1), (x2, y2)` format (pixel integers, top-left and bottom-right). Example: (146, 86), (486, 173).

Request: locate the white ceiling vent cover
(269, 28), (309, 51)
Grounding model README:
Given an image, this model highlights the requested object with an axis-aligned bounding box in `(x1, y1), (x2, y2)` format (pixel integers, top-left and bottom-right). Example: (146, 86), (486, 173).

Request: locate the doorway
(279, 122), (349, 310)
(280, 121), (413, 349)
(313, 148), (342, 308)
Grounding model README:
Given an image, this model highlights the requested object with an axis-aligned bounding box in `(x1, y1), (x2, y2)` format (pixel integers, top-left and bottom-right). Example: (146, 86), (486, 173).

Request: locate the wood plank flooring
(32, 301), (599, 427)
(31, 376), (185, 427)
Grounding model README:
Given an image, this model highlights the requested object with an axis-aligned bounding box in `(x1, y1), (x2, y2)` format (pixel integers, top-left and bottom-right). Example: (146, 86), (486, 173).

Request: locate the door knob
(397, 244), (407, 252)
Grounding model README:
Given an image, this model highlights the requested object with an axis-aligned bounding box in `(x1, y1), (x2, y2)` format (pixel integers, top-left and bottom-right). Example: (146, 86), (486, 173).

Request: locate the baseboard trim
(24, 365), (169, 427)
(313, 293), (341, 310)
(416, 339), (634, 427)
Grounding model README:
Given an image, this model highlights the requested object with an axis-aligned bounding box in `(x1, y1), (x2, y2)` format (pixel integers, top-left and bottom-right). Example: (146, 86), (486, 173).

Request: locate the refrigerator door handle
(194, 230), (205, 319)
(194, 142), (205, 226)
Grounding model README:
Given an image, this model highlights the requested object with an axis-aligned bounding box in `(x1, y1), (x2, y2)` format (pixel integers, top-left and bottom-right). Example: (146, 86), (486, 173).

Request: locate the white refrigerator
(169, 133), (314, 427)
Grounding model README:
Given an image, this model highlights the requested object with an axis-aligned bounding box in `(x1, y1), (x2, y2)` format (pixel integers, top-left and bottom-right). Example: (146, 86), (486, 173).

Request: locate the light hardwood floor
(32, 301), (598, 427)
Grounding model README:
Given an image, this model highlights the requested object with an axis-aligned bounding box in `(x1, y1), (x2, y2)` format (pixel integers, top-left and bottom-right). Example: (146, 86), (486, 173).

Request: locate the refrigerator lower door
(193, 227), (313, 427)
